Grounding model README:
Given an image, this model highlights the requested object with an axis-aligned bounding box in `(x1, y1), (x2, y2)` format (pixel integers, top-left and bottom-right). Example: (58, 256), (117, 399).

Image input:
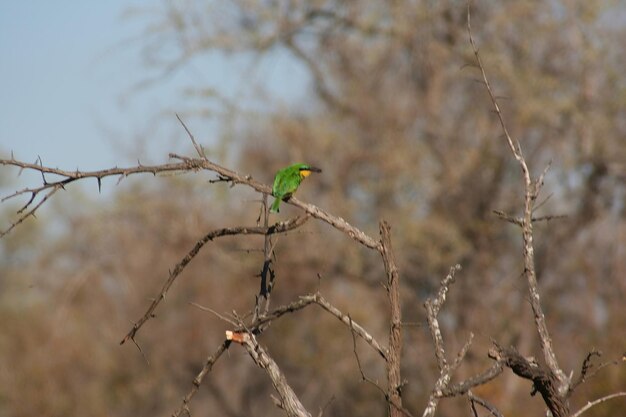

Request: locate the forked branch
(467, 2), (567, 392)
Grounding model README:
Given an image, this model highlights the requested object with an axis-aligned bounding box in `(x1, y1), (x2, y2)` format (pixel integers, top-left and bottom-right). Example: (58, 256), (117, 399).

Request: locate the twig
(569, 392), (626, 417)
(309, 293), (387, 360)
(468, 391), (504, 417)
(242, 294), (318, 333)
(493, 210), (567, 227)
(189, 302), (238, 327)
(441, 362), (503, 397)
(172, 340), (230, 417)
(0, 186), (60, 238)
(348, 316), (417, 417)
(316, 395), (335, 417)
(349, 315), (385, 392)
(176, 113), (207, 160)
(569, 350), (623, 394)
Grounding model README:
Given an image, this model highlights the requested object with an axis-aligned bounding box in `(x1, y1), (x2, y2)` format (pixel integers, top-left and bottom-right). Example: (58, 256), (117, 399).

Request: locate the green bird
(270, 163), (322, 213)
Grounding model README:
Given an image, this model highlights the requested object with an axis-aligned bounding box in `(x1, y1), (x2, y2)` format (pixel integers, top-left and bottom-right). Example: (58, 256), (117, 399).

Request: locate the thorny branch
(120, 215), (310, 345)
(0, 152), (381, 250)
(0, 158), (192, 237)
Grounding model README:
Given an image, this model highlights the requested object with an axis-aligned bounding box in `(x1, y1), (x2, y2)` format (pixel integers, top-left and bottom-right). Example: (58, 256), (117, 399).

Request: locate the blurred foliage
(1, 1), (626, 416)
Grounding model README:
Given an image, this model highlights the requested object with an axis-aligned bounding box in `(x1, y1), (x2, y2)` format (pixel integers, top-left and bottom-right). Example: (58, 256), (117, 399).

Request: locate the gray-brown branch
(172, 340), (230, 417)
(488, 345), (569, 417)
(467, 3), (567, 392)
(1, 154), (381, 252)
(241, 332), (312, 417)
(380, 221), (404, 417)
(120, 215), (310, 345)
(422, 265), (471, 417)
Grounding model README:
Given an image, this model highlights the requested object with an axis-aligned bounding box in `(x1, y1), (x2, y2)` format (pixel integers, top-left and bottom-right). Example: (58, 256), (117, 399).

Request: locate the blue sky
(0, 1), (310, 178)
(0, 1), (148, 170)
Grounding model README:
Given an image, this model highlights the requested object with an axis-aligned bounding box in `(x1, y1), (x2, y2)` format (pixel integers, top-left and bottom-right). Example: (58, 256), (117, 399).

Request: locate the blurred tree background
(1, 1), (625, 416)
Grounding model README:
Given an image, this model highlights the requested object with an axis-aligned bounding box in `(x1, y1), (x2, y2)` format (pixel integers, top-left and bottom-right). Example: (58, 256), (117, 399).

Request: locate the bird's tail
(270, 197), (281, 213)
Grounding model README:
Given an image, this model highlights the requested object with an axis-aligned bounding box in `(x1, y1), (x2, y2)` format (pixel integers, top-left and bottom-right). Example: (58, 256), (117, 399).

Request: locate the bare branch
(467, 5), (520, 161)
(308, 293), (387, 360)
(493, 210), (567, 227)
(570, 350), (624, 394)
(488, 344), (569, 417)
(239, 331), (311, 417)
(316, 395), (335, 417)
(422, 265), (471, 417)
(441, 362), (503, 397)
(189, 302), (239, 327)
(244, 294), (318, 333)
(425, 265), (461, 370)
(168, 153), (382, 251)
(120, 215), (310, 345)
(467, 2), (567, 391)
(0, 187), (60, 238)
(570, 392), (626, 417)
(2, 149), (380, 253)
(468, 391), (504, 417)
(172, 340), (230, 417)
(1, 158), (191, 200)
(348, 315), (416, 417)
(0, 157), (197, 237)
(176, 113), (207, 160)
(349, 315), (385, 392)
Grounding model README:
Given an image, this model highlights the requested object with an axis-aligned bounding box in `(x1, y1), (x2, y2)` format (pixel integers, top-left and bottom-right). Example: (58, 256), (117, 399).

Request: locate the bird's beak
(300, 166), (322, 178)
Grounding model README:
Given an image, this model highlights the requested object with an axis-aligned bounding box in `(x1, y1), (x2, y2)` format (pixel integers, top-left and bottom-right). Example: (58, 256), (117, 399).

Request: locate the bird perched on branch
(270, 163), (322, 213)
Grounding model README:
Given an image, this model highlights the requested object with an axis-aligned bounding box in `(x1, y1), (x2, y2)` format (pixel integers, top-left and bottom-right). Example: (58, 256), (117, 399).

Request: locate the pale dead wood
(422, 265), (472, 417)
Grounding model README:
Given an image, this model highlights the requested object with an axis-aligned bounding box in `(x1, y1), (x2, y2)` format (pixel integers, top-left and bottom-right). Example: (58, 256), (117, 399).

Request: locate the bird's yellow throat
(300, 170), (312, 178)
